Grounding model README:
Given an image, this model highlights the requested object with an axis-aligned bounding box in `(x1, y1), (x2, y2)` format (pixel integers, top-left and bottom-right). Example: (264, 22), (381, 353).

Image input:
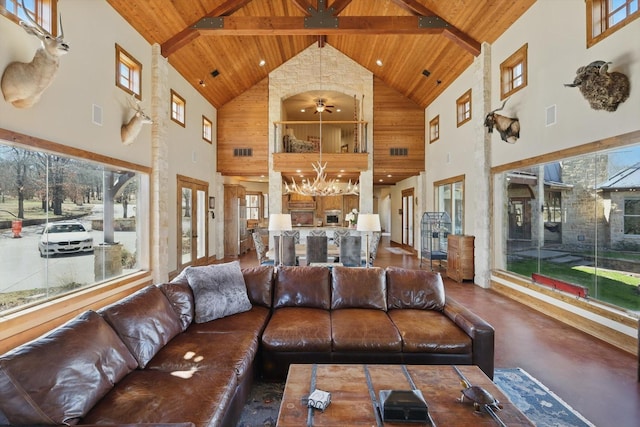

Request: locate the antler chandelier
(284, 161), (359, 196)
(283, 44), (359, 197)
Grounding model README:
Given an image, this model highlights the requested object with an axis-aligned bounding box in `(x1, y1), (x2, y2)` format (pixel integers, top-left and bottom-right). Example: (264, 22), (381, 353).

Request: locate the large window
(0, 137), (149, 315)
(434, 175), (465, 235)
(587, 0), (639, 47)
(171, 90), (186, 126)
(495, 141), (640, 313)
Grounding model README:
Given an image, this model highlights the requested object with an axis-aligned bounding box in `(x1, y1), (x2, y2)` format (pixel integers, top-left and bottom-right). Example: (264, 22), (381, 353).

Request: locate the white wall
(0, 0), (218, 274)
(425, 0), (640, 251)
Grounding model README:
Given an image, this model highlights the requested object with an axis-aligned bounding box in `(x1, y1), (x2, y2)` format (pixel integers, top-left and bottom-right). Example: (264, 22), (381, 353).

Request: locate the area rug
(494, 368), (595, 427)
(385, 247), (413, 255)
(237, 368), (595, 427)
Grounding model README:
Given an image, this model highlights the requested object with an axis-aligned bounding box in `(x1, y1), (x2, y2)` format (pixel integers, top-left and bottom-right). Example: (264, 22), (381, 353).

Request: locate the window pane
(500, 144), (640, 313)
(196, 190), (206, 259)
(0, 141), (147, 314)
(181, 187), (192, 264)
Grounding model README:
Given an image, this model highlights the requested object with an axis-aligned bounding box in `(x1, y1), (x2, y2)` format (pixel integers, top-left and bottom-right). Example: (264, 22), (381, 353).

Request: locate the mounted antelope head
(564, 60), (630, 112)
(121, 96), (153, 145)
(1, 0), (69, 108)
(484, 98), (520, 144)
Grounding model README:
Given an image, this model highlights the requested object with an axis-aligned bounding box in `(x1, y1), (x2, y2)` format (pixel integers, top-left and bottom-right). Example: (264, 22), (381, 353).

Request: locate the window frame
(500, 43), (528, 100)
(456, 90), (472, 127)
(1, 0), (56, 33)
(587, 0), (640, 47)
(623, 198), (640, 235)
(115, 44), (142, 100)
(202, 115), (212, 143)
(170, 90), (186, 127)
(429, 115), (440, 143)
(434, 174), (465, 235)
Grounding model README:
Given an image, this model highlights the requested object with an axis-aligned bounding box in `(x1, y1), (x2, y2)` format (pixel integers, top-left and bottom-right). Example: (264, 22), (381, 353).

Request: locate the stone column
(471, 42), (492, 288)
(151, 43), (170, 283)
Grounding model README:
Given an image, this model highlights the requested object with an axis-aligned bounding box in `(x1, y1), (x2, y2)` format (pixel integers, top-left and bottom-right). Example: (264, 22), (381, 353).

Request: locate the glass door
(177, 175), (208, 269)
(402, 188), (414, 248)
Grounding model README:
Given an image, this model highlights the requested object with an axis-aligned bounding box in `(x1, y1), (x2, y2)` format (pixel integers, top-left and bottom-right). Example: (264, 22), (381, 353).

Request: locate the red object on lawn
(531, 273), (588, 298)
(11, 219), (22, 238)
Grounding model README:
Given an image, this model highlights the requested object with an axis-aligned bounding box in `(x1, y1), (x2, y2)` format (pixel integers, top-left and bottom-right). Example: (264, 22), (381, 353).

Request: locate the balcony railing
(273, 121), (368, 155)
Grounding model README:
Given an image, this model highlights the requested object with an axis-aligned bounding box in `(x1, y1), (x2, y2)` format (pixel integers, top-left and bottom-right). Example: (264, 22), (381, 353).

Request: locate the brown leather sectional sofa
(0, 265), (494, 427)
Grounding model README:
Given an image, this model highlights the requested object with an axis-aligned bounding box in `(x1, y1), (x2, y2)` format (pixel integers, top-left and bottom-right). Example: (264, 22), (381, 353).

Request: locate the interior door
(402, 188), (414, 248)
(177, 175), (209, 270)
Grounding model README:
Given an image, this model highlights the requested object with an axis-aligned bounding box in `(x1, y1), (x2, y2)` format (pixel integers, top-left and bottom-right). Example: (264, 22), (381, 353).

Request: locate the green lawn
(0, 198), (94, 221)
(508, 259), (640, 311)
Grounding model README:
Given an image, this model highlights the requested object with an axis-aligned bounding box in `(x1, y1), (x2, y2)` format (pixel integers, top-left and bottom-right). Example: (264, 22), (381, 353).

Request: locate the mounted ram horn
(484, 98), (520, 144)
(121, 96), (153, 145)
(1, 0), (69, 108)
(564, 60), (629, 112)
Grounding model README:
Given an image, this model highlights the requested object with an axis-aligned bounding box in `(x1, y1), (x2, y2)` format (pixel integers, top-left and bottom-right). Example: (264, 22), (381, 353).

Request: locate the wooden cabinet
(447, 235), (475, 282)
(224, 184), (248, 257)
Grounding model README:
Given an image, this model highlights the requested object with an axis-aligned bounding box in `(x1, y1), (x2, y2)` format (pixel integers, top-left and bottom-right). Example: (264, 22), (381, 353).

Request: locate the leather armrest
(443, 296), (495, 379)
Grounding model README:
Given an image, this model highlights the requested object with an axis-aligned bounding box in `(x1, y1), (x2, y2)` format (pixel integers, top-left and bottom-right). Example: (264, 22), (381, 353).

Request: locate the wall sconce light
(209, 196), (215, 219)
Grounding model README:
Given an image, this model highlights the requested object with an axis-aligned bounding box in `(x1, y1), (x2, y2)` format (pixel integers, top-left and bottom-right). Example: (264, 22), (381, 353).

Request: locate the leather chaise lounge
(0, 264), (494, 427)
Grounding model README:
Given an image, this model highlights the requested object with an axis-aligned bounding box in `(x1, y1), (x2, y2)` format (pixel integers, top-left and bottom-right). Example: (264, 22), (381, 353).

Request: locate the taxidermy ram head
(564, 60), (630, 112)
(484, 98), (520, 144)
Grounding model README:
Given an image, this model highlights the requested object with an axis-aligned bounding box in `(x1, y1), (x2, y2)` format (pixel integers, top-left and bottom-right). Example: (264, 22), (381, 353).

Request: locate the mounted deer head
(1, 0), (69, 108)
(121, 96), (153, 145)
(484, 98), (520, 144)
(564, 60), (630, 112)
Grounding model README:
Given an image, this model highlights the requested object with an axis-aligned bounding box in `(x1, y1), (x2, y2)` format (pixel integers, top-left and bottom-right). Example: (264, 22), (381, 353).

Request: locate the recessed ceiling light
(336, 108), (341, 112)
(301, 109), (306, 113)
(259, 59), (266, 67)
(387, 174), (392, 178)
(296, 169), (301, 173)
(376, 59), (383, 66)
(379, 179), (384, 182)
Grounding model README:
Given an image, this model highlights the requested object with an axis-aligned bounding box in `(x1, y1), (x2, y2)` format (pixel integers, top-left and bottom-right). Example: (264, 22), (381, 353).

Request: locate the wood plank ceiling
(107, 0), (536, 184)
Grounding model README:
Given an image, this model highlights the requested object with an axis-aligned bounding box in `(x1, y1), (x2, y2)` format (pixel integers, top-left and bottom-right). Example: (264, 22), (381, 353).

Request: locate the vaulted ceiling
(107, 0), (536, 110)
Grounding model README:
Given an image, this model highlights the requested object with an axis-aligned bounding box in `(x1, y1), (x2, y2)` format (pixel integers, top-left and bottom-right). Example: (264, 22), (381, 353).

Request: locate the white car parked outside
(39, 221), (94, 257)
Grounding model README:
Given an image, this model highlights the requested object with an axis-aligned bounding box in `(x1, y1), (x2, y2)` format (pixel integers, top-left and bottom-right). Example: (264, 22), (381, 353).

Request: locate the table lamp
(356, 213), (381, 267)
(268, 213), (292, 267)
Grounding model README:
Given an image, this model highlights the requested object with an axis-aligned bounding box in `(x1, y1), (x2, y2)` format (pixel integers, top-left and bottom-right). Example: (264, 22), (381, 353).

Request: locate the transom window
(456, 90), (472, 127)
(171, 90), (186, 127)
(1, 0), (55, 32)
(429, 115), (440, 143)
(587, 0), (639, 46)
(115, 44), (142, 99)
(202, 115), (212, 143)
(500, 44), (528, 99)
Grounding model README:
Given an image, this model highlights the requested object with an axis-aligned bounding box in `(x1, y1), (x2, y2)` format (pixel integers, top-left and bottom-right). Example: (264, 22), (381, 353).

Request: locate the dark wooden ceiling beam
(329, 0), (353, 15)
(197, 15), (458, 35)
(390, 0), (481, 56)
(161, 0), (253, 57)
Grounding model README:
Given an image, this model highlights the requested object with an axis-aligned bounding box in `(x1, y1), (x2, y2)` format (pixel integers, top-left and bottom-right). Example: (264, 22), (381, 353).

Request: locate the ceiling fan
(312, 98), (334, 114)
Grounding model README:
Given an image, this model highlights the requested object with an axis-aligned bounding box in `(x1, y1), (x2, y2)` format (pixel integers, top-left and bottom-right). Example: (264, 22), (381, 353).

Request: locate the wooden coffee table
(277, 364), (534, 426)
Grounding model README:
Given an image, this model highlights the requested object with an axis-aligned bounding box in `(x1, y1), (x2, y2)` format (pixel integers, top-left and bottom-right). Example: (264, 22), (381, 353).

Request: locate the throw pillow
(185, 261), (252, 323)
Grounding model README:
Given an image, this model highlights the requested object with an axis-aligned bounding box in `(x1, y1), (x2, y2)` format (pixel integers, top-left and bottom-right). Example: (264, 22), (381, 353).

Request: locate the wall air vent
(390, 148), (408, 156)
(233, 148), (253, 157)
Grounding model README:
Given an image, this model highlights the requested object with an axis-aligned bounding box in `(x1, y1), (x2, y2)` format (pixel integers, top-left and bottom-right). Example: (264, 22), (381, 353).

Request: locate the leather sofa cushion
(99, 285), (183, 369)
(157, 281), (194, 331)
(0, 311), (138, 425)
(274, 266), (331, 309)
(242, 265), (274, 307)
(331, 309), (401, 352)
(83, 368), (237, 427)
(147, 329), (259, 380)
(331, 266), (387, 310)
(389, 309), (472, 353)
(386, 267), (445, 310)
(187, 305), (271, 337)
(262, 307), (332, 352)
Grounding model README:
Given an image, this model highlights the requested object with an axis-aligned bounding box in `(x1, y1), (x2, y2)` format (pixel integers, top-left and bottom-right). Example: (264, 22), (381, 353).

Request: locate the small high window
(429, 115), (440, 143)
(456, 90), (472, 127)
(171, 90), (186, 127)
(202, 115), (212, 143)
(1, 0), (55, 32)
(587, 0), (639, 47)
(500, 44), (528, 99)
(115, 44), (142, 99)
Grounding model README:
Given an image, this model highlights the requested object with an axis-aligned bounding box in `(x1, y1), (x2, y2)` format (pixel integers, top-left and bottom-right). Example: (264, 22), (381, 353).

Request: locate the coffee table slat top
(277, 364), (534, 426)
